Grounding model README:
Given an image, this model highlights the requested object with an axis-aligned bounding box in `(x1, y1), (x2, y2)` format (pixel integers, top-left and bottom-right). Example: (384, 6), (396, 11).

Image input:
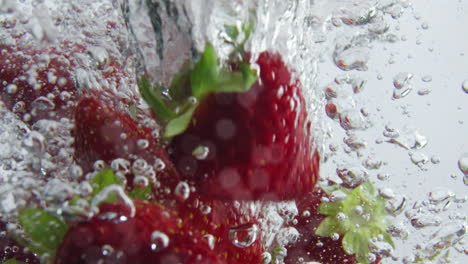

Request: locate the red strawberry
(73, 97), (181, 201)
(0, 220), (40, 263)
(141, 45), (320, 201)
(170, 51), (319, 200)
(55, 200), (224, 264)
(284, 183), (393, 264)
(0, 41), (85, 125)
(172, 193), (264, 264)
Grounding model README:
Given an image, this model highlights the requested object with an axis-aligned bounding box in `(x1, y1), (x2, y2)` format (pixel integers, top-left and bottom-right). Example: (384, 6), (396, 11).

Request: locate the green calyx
(316, 181), (394, 264)
(139, 32), (257, 139)
(13, 168), (152, 259)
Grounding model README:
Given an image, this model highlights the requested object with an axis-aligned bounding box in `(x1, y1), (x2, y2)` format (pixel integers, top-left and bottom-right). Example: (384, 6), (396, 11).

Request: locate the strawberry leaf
(315, 216), (344, 237)
(129, 185), (152, 200)
(2, 259), (25, 264)
(139, 77), (177, 124)
(224, 24), (239, 41)
(18, 208), (68, 255)
(315, 181), (395, 263)
(191, 44), (219, 99)
(164, 104), (197, 138)
(91, 168), (120, 203)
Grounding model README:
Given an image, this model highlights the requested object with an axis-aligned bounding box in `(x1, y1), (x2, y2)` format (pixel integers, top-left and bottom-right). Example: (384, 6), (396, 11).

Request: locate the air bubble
(229, 223), (259, 248)
(137, 139), (149, 149)
(192, 145), (209, 160)
(150, 231), (169, 252)
(154, 158), (166, 171)
(462, 80), (468, 93)
(174, 181), (190, 200)
(458, 153), (468, 175)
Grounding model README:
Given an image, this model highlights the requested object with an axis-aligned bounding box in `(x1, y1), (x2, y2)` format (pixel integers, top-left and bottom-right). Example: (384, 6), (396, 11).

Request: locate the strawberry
(0, 41), (85, 125)
(172, 193), (264, 264)
(0, 220), (40, 263)
(73, 97), (181, 201)
(140, 45), (320, 201)
(284, 182), (394, 264)
(55, 200), (223, 264)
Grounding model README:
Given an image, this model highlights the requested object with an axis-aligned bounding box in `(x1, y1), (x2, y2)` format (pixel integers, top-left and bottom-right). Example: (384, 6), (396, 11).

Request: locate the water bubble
(386, 196), (407, 216)
(330, 190), (347, 202)
(411, 215), (442, 228)
(276, 227), (299, 246)
(101, 244), (115, 256)
(137, 139), (149, 150)
(229, 223), (259, 248)
(392, 72), (413, 98)
(150, 231), (169, 252)
(87, 46), (109, 70)
(6, 84), (17, 94)
(192, 145), (209, 160)
(462, 80), (468, 93)
(410, 151), (429, 169)
(379, 188), (396, 199)
(421, 22), (429, 30)
(31, 96), (56, 111)
(421, 75), (432, 82)
(261, 252), (272, 264)
(458, 153), (468, 175)
(154, 158), (166, 171)
(428, 188), (455, 205)
(110, 158), (131, 174)
(333, 45), (370, 71)
(336, 166), (369, 188)
(132, 159), (148, 175)
(93, 160), (106, 171)
(203, 234), (216, 250)
(331, 233), (340, 241)
(91, 185), (135, 217)
(174, 181), (190, 200)
(133, 176), (149, 188)
(417, 87), (431, 96)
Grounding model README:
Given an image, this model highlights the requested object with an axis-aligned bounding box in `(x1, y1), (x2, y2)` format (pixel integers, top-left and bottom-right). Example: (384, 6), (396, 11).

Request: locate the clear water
(0, 0), (467, 263)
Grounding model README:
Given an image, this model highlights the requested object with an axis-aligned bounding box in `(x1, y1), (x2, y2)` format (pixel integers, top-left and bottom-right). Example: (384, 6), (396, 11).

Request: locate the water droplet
(150, 231), (169, 252)
(174, 181), (190, 200)
(229, 223), (259, 248)
(458, 153), (468, 175)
